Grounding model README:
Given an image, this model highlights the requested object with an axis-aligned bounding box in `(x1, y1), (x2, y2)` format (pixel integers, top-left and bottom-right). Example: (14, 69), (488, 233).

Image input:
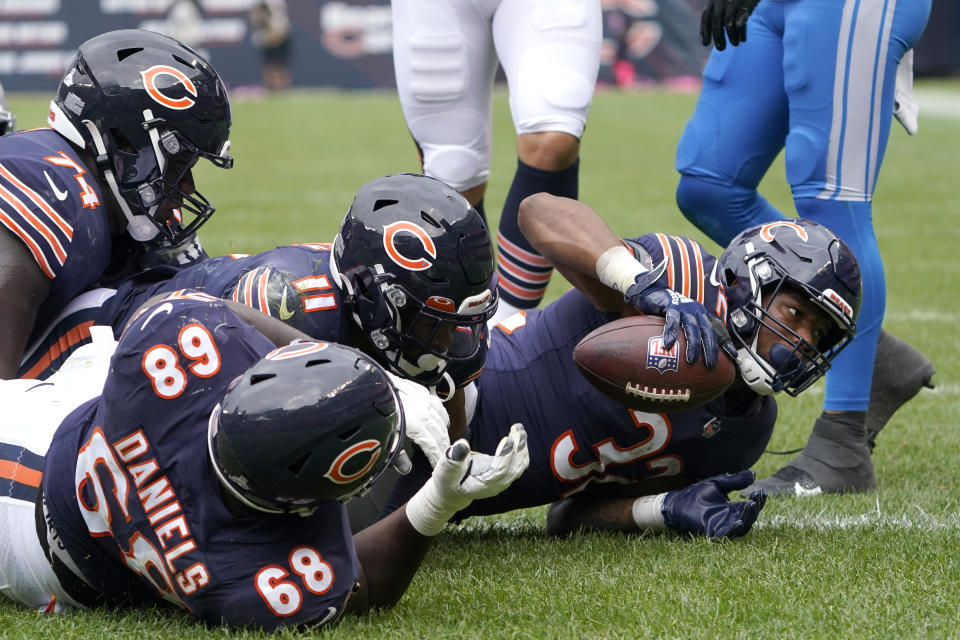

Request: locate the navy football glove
(661, 470), (767, 539)
(700, 0), (760, 51)
(625, 267), (720, 367)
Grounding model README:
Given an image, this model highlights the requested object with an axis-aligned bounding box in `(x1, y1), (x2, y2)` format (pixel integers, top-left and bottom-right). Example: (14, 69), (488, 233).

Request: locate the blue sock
(796, 198), (885, 412)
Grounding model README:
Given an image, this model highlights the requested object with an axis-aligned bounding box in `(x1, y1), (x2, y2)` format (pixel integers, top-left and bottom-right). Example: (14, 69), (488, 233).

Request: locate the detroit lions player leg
(674, 0), (932, 494)
(391, 0), (601, 323)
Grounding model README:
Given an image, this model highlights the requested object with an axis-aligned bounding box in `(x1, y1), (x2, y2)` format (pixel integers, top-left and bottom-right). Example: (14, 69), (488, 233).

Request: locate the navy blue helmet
(718, 219), (861, 396)
(332, 173), (498, 389)
(47, 29), (233, 245)
(208, 341), (406, 515)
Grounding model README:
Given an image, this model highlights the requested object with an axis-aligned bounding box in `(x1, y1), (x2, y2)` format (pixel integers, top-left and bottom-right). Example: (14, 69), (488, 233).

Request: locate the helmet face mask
(332, 173), (498, 388)
(47, 29), (233, 244)
(720, 220), (862, 396)
(207, 341), (407, 516)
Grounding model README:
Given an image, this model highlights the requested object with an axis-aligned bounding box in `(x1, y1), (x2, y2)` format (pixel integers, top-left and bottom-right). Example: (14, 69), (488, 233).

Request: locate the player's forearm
(351, 504), (433, 612)
(517, 193), (629, 312)
(546, 496), (642, 535)
(517, 193), (622, 276)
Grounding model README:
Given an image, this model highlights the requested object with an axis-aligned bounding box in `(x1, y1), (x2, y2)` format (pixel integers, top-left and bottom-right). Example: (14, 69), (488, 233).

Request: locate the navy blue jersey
(104, 243), (486, 392)
(1, 128), (208, 374)
(42, 294), (358, 630)
(459, 234), (774, 517)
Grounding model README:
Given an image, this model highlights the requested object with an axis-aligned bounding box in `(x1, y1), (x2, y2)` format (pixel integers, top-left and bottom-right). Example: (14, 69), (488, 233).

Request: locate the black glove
(700, 0), (761, 51)
(625, 268), (720, 368)
(661, 470), (767, 538)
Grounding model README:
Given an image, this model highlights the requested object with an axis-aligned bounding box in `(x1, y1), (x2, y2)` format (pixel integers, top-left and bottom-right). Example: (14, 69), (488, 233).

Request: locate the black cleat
(865, 330), (935, 451)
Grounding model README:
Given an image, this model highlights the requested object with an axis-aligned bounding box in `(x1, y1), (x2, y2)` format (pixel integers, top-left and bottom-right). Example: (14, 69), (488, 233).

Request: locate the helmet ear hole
(249, 373), (275, 385)
(116, 47), (142, 61)
(338, 425), (361, 441)
(287, 452), (310, 476)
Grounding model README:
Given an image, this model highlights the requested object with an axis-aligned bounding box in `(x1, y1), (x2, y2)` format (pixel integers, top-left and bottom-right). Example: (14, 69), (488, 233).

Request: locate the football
(573, 315), (737, 412)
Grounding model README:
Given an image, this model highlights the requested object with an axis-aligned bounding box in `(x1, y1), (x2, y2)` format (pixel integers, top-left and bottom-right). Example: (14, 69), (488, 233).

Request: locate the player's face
(755, 287), (833, 362)
(401, 308), (455, 357)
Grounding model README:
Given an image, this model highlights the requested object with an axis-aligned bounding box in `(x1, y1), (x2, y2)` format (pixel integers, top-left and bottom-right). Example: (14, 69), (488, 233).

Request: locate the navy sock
(497, 157), (579, 308)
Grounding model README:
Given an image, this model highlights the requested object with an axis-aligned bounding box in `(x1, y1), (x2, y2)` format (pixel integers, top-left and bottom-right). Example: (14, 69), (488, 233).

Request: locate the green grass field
(2, 83), (958, 639)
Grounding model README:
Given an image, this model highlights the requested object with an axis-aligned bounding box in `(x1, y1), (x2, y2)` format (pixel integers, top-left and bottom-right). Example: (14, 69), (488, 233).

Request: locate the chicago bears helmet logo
(324, 439), (382, 484)
(646, 335), (679, 374)
(264, 340), (328, 361)
(760, 221), (809, 243)
(383, 221), (436, 271)
(140, 65), (198, 110)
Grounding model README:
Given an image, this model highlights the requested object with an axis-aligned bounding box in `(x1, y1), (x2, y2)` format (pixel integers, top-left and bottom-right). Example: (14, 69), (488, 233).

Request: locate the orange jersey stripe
(0, 208), (55, 278)
(0, 163), (73, 238)
(21, 320), (94, 379)
(691, 241), (706, 305)
(0, 182), (67, 264)
(672, 236), (691, 298)
(0, 459), (43, 488)
(654, 234), (674, 290)
(256, 270), (270, 315)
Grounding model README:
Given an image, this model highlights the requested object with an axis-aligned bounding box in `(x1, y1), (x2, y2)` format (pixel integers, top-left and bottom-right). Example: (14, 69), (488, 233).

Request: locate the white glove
(406, 423), (529, 536)
(893, 48), (918, 135)
(387, 371), (450, 467)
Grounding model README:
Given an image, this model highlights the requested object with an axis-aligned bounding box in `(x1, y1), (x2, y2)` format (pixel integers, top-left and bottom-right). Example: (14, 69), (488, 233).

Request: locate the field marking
(756, 501), (960, 532)
(884, 310), (960, 323)
(917, 88), (960, 121)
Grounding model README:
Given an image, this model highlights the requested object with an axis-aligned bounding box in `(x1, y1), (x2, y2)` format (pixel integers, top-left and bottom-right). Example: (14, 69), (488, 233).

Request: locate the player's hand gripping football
(661, 470), (767, 538)
(388, 372), (450, 467)
(405, 424), (529, 536)
(700, 0), (760, 51)
(625, 265), (721, 367)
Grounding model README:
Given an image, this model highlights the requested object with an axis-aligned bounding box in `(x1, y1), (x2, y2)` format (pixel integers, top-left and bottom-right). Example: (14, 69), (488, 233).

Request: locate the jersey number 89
(141, 323), (222, 399)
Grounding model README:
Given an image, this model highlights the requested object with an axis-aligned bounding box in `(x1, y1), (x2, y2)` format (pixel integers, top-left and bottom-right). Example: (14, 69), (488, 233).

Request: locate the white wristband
(631, 493), (668, 533)
(405, 478), (457, 537)
(596, 245), (648, 294)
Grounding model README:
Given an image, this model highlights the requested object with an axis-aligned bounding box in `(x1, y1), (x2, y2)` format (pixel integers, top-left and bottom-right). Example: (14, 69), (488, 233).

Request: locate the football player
(36, 174), (499, 441)
(674, 0), (933, 494)
(0, 292), (528, 629)
(0, 29), (234, 380)
(390, 0), (602, 325)
(372, 194), (861, 538)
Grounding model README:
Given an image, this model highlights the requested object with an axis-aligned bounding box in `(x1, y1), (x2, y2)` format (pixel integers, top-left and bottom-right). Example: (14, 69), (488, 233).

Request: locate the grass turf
(1, 81), (958, 639)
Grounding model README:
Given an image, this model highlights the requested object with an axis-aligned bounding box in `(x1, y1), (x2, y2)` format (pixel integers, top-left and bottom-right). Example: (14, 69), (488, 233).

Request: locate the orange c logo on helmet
(760, 221), (809, 243)
(324, 439), (382, 484)
(141, 65), (198, 110)
(383, 221), (436, 271)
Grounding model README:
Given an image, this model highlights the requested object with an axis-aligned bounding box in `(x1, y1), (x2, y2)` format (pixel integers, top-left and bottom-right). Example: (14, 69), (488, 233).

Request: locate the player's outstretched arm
(0, 228), (51, 378)
(547, 470), (766, 539)
(349, 425), (529, 612)
(517, 193), (630, 312)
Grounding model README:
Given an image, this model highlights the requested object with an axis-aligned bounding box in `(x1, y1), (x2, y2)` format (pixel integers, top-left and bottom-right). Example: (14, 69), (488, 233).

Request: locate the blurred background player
(0, 292), (528, 629)
(248, 0), (292, 91)
(390, 0), (602, 324)
(674, 0), (933, 494)
(0, 29), (233, 380)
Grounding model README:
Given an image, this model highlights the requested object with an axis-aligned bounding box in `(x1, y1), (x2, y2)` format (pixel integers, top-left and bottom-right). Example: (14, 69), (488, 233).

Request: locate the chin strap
(80, 116), (159, 241)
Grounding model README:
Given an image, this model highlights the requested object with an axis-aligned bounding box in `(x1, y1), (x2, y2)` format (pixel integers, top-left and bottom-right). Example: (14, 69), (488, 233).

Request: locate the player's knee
(516, 131), (580, 171)
(676, 174), (732, 223)
(421, 144), (489, 193)
(785, 127), (828, 193)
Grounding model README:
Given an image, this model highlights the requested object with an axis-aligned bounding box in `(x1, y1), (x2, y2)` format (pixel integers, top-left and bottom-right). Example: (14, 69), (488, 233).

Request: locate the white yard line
(756, 500), (960, 531)
(917, 88), (960, 121)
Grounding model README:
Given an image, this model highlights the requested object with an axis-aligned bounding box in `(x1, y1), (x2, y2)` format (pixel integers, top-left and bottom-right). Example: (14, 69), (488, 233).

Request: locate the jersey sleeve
(628, 233), (728, 322)
(0, 136), (107, 281)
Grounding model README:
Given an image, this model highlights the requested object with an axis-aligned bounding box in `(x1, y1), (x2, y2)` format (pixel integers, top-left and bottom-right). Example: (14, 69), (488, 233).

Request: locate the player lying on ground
(22, 174), (496, 444)
(368, 194), (862, 538)
(0, 29), (233, 379)
(0, 291), (527, 630)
